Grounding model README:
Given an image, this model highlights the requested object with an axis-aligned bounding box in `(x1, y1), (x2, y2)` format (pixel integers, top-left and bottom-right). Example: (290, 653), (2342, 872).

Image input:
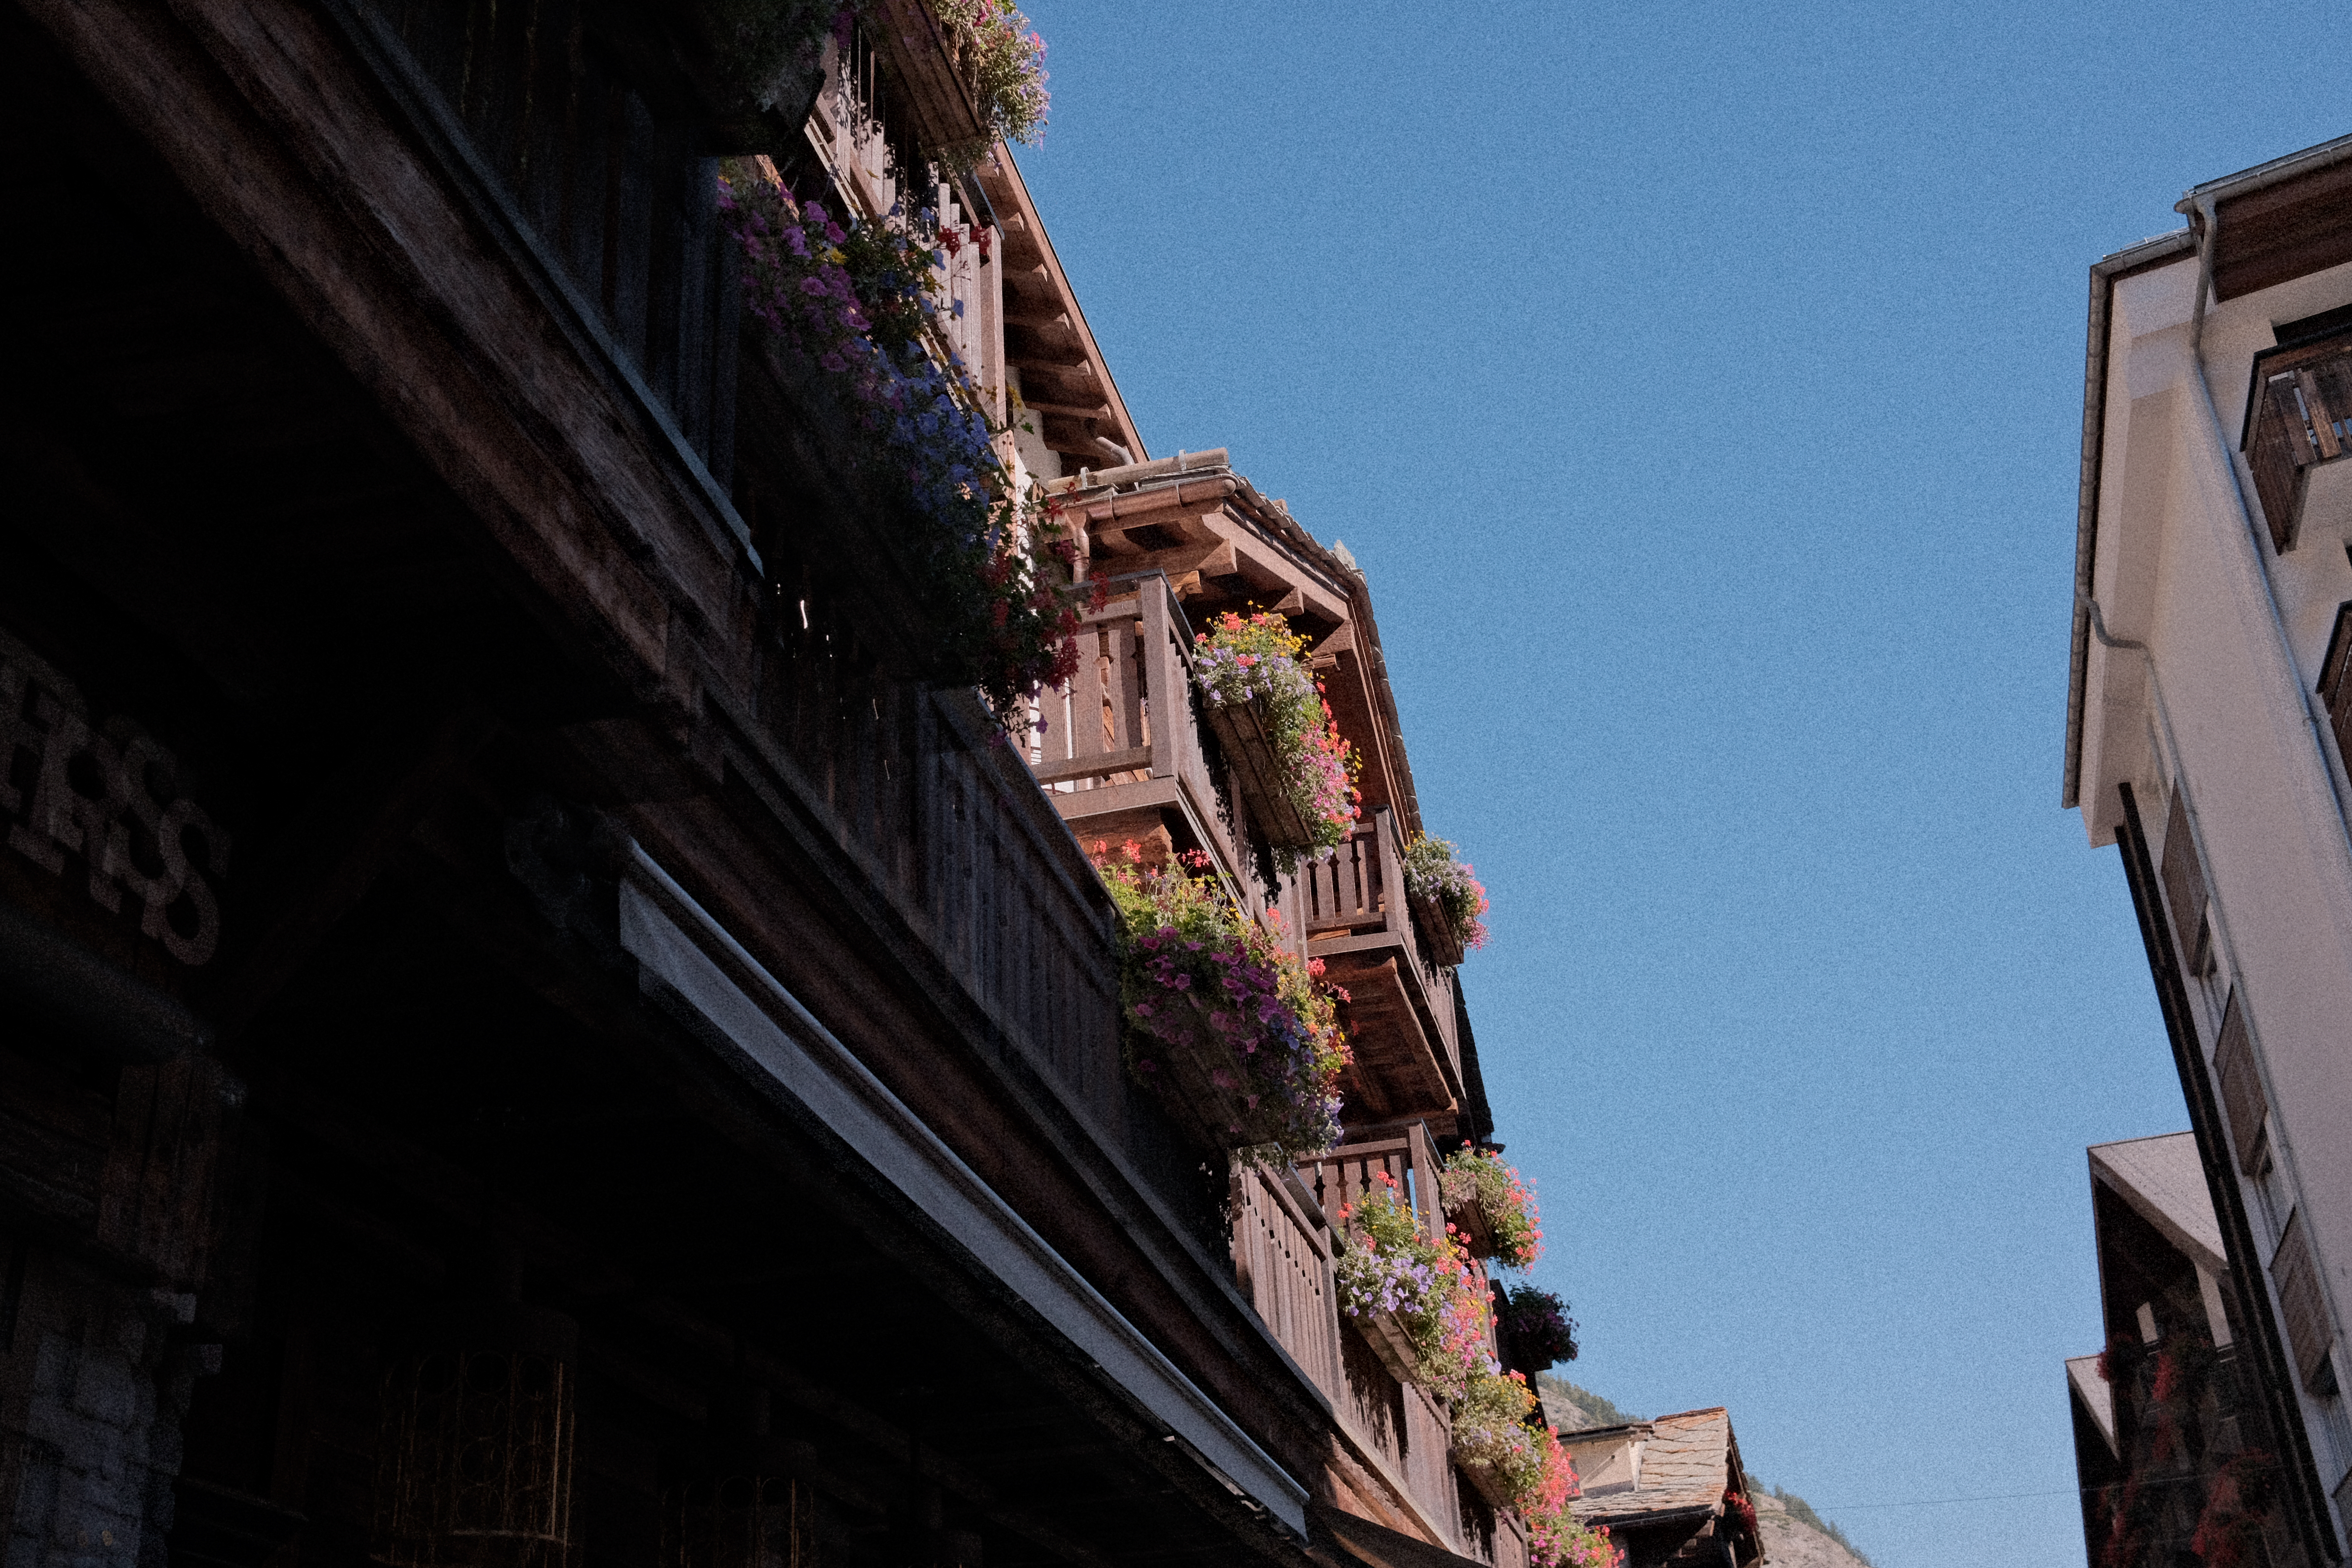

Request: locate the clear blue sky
(1007, 7), (2342, 1567)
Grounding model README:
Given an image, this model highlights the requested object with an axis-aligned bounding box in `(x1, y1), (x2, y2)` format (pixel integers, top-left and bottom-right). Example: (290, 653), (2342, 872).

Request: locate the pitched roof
(1567, 1408), (1736, 1525)
(2090, 1132), (2225, 1274)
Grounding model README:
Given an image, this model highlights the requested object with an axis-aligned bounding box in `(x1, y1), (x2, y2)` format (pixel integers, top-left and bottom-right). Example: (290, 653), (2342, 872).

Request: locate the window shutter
(2272, 1210), (2338, 1395)
(2214, 990), (2269, 1175)
(2322, 603), (2352, 774)
(2160, 788), (2212, 976)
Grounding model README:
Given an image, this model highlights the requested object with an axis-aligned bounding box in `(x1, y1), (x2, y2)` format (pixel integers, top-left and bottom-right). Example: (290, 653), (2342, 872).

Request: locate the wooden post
(1138, 577), (1179, 781)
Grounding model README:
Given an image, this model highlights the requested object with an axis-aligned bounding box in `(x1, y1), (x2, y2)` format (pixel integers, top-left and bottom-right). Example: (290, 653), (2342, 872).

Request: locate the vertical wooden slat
(1139, 582), (1178, 781)
(607, 89), (654, 364)
(1113, 619), (1145, 751)
(1407, 1123), (1440, 1238)
(2298, 370), (2342, 460)
(1066, 623), (1106, 766)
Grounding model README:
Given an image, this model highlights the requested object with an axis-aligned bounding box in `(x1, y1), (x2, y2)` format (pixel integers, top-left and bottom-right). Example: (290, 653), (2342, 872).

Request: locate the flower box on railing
(1132, 992), (1309, 1153)
(1192, 611), (1358, 855)
(1444, 1187), (1494, 1259)
(1456, 1450), (1524, 1511)
(1451, 1366), (1548, 1516)
(1100, 845), (1346, 1160)
(1410, 887), (1467, 970)
(1438, 1145), (1542, 1270)
(1201, 698), (1317, 848)
(1353, 1307), (1421, 1389)
(1401, 831), (1487, 970)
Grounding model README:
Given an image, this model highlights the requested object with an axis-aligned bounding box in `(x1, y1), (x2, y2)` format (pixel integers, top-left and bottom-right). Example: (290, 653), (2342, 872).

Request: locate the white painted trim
(615, 843), (1310, 1532)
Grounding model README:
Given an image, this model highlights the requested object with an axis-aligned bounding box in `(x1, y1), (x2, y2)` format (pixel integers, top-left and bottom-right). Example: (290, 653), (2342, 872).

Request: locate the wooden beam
(1017, 362), (1103, 395)
(1021, 398), (1112, 420)
(1030, 746), (1151, 784)
(1088, 537), (1237, 580)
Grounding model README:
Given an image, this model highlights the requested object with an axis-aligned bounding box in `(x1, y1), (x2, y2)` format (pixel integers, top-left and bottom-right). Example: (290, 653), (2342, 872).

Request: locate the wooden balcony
(1302, 809), (1468, 1134)
(2243, 323), (2352, 552)
(1234, 1148), (1524, 1566)
(1242, 1133), (1514, 1561)
(1030, 571), (1307, 942)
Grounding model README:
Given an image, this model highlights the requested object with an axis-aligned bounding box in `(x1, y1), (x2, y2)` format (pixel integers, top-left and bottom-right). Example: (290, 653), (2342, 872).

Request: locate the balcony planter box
(1443, 1190), (1494, 1260)
(1201, 698), (1315, 848)
(1453, 1450), (1521, 1512)
(1348, 1307), (1420, 1389)
(1129, 993), (1298, 1153)
(737, 340), (992, 691)
(585, 5), (825, 157)
(1409, 889), (1467, 971)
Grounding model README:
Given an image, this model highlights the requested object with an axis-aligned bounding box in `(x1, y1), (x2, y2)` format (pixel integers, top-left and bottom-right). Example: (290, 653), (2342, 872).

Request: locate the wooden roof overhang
(2187, 132), (2352, 303)
(1318, 947), (1462, 1133)
(0, 12), (1388, 1566)
(976, 151), (1147, 473)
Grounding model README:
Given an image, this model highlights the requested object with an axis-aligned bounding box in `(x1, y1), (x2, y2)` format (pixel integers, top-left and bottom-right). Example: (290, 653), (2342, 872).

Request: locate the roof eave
(2179, 131), (2352, 212)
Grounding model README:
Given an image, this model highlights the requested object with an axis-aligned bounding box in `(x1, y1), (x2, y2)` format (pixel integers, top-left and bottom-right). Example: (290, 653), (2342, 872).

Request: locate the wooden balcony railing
(1031, 572), (1312, 949)
(1032, 573), (1223, 853)
(1296, 1127), (1445, 1239)
(2244, 325), (2352, 552)
(1299, 808), (1464, 1099)
(1232, 1133), (1533, 1563)
(1231, 1161), (1343, 1403)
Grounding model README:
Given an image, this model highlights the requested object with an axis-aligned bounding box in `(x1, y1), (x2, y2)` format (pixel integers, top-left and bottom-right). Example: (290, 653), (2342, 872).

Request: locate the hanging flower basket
(1495, 1284), (1579, 1375)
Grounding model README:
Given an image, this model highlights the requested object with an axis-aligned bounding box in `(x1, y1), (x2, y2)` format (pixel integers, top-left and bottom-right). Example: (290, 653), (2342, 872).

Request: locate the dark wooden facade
(0, 6), (1525, 1568)
(2070, 1146), (2305, 1568)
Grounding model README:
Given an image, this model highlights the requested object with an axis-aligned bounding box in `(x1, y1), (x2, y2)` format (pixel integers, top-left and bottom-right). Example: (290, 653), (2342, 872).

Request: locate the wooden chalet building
(1556, 1411), (1759, 1568)
(2068, 1135), (2305, 1568)
(0, 8), (1535, 1568)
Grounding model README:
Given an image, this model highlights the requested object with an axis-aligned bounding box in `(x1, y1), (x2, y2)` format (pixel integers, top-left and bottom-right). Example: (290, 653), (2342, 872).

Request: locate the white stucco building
(2069, 131), (2352, 1566)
